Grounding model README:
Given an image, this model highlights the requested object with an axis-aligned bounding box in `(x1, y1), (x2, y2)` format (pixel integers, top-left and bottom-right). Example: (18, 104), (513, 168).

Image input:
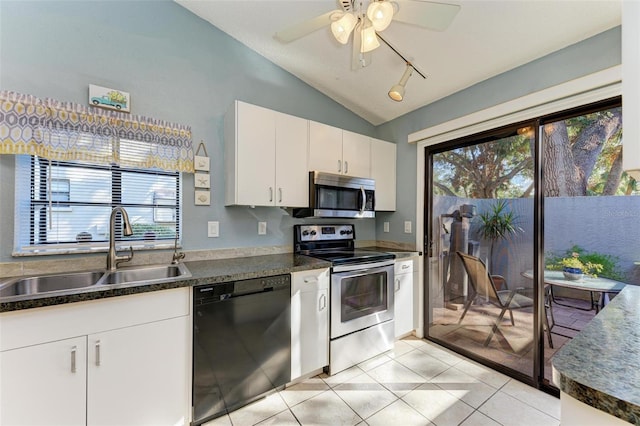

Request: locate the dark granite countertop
(360, 246), (422, 259)
(0, 254), (330, 313)
(552, 285), (640, 423)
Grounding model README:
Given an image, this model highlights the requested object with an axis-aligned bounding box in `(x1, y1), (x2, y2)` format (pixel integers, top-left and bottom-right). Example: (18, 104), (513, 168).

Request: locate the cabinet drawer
(1, 287), (190, 351)
(395, 260), (413, 275)
(291, 269), (329, 294)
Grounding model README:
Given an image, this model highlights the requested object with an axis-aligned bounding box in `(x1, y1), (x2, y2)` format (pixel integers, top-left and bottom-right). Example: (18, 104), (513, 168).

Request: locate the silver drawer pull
(71, 346), (77, 373)
(319, 293), (327, 311)
(95, 340), (101, 367)
(402, 264), (410, 270)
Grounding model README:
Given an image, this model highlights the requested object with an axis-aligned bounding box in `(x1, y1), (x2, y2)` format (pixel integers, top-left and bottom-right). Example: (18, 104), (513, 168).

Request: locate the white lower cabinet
(0, 288), (191, 426)
(394, 259), (415, 338)
(1, 336), (88, 426)
(87, 316), (189, 426)
(291, 268), (329, 380)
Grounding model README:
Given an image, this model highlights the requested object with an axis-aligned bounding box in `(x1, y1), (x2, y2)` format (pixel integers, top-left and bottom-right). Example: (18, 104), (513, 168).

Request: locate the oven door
(330, 261), (394, 339)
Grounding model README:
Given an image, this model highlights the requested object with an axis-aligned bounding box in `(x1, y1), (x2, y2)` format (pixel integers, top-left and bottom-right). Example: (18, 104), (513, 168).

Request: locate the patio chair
(456, 252), (553, 347)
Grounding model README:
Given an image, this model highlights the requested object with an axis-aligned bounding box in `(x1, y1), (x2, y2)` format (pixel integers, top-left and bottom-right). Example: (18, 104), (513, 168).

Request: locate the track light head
(388, 64), (414, 102)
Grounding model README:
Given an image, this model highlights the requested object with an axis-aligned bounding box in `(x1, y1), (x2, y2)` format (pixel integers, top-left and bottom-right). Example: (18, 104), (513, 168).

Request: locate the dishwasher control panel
(194, 274), (291, 304)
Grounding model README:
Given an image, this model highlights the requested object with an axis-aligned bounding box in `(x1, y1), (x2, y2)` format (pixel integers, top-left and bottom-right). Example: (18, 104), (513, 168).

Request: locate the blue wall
(0, 0), (378, 262)
(0, 1), (622, 263)
(375, 26), (622, 245)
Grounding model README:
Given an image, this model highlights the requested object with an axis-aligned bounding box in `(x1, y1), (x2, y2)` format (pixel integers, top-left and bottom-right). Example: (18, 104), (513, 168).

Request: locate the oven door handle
(332, 260), (394, 273)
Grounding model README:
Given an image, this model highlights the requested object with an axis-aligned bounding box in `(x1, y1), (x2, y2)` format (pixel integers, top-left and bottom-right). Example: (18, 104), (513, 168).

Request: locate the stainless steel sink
(100, 263), (191, 285)
(0, 271), (105, 298)
(0, 263), (191, 300)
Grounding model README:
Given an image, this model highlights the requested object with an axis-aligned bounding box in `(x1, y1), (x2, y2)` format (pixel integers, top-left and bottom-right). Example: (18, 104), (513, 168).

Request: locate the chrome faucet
(171, 233), (185, 264)
(107, 206), (134, 272)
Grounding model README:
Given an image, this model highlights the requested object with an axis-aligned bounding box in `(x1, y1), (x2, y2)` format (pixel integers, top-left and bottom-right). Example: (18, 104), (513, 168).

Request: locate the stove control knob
(310, 230), (317, 236)
(340, 230), (347, 235)
(302, 230), (309, 236)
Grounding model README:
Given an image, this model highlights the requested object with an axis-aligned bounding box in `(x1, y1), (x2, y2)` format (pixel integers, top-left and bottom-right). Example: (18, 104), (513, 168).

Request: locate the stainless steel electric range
(294, 224), (395, 374)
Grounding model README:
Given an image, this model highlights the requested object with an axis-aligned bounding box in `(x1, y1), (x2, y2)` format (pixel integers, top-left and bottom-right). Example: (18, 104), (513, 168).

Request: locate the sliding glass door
(426, 123), (538, 383)
(425, 97), (633, 390)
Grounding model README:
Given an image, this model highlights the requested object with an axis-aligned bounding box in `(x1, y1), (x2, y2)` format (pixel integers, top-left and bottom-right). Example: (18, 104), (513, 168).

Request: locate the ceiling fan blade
(351, 25), (372, 71)
(274, 10), (339, 43)
(392, 0), (461, 31)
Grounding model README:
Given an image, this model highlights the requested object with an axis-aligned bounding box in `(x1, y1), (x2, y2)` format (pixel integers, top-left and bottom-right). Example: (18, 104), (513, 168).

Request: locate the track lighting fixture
(388, 63), (413, 102)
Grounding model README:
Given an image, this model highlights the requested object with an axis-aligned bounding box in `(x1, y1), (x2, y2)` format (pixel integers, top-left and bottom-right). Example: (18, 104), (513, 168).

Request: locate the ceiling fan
(274, 0), (461, 71)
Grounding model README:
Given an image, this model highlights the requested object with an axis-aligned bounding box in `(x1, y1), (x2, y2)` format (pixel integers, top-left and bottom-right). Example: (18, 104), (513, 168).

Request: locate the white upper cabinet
(308, 120), (344, 174)
(342, 130), (371, 178)
(370, 138), (396, 211)
(309, 121), (371, 178)
(225, 100), (309, 207)
(275, 111), (309, 207)
(623, 1), (640, 180)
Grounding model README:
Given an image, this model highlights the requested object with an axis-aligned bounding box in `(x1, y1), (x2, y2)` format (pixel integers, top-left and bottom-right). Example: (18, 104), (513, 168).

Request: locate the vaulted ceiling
(176, 0), (621, 125)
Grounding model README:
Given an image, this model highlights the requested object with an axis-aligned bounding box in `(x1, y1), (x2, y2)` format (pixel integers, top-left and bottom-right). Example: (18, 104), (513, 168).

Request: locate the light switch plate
(258, 221), (267, 235)
(404, 221), (412, 234)
(207, 221), (219, 238)
(383, 222), (390, 233)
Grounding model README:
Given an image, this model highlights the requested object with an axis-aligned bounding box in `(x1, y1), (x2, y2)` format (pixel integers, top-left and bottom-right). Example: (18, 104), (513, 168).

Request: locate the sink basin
(100, 263), (191, 285)
(0, 271), (105, 298)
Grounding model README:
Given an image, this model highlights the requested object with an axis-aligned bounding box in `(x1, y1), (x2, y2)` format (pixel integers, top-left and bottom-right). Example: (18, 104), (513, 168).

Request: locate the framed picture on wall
(89, 84), (131, 113)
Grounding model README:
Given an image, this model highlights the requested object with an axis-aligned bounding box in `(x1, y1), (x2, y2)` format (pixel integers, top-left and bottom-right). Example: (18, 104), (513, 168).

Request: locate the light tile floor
(204, 337), (560, 426)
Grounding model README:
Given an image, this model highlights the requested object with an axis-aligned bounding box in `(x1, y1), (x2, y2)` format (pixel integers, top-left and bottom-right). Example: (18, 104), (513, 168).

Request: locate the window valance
(0, 90), (194, 173)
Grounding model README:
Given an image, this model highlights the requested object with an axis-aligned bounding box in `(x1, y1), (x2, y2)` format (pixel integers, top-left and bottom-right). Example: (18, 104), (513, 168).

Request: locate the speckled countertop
(360, 246), (422, 259)
(552, 285), (640, 423)
(0, 254), (330, 313)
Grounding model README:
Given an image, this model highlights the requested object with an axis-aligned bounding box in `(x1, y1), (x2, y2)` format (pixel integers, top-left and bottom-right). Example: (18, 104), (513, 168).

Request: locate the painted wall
(0, 1), (623, 264)
(0, 0), (378, 263)
(375, 27), (622, 246)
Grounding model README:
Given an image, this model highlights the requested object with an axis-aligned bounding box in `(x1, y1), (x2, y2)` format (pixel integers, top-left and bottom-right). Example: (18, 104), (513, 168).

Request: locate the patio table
(522, 270), (626, 313)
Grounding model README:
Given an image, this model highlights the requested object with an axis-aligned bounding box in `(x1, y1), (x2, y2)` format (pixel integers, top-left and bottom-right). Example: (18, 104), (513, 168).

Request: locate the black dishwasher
(192, 274), (291, 425)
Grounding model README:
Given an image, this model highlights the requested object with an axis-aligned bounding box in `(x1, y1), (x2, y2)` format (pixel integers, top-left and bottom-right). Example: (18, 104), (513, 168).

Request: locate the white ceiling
(176, 0), (621, 126)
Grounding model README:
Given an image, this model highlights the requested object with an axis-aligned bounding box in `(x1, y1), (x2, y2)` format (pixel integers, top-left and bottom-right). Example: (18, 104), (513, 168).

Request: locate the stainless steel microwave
(293, 171), (375, 218)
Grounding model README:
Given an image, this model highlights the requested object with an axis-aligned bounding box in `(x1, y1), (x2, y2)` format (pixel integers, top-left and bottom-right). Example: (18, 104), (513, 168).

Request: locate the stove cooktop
(294, 224), (395, 265)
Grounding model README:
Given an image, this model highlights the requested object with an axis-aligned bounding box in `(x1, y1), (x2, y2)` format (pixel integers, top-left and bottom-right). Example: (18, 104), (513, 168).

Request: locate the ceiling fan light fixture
(331, 12), (357, 44)
(388, 63), (414, 102)
(366, 0), (394, 32)
(360, 24), (380, 53)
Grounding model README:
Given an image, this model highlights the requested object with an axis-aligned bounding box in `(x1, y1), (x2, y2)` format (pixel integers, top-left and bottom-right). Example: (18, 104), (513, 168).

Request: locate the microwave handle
(359, 186), (365, 214)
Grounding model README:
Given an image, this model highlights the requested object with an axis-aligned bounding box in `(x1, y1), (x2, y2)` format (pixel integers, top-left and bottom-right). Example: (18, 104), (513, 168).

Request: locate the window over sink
(14, 153), (181, 255)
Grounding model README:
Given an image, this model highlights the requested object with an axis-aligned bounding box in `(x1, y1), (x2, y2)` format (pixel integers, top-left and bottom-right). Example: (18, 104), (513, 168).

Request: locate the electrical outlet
(207, 221), (219, 238)
(404, 221), (412, 234)
(383, 222), (390, 233)
(258, 221), (267, 235)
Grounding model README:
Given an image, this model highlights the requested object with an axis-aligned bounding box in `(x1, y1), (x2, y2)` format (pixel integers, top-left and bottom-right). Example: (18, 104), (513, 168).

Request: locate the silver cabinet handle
(95, 340), (101, 367)
(402, 264), (410, 270)
(278, 188), (282, 203)
(319, 293), (327, 311)
(303, 276), (318, 283)
(269, 187), (273, 202)
(344, 161), (349, 174)
(71, 345), (77, 373)
(337, 160), (342, 173)
(395, 278), (400, 292)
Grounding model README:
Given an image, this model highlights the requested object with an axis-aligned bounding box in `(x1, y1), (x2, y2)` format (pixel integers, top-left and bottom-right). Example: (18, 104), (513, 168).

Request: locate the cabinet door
(371, 138), (396, 211)
(342, 130), (371, 178)
(236, 101), (277, 205)
(275, 112), (309, 207)
(87, 316), (189, 426)
(394, 260), (414, 338)
(308, 120), (343, 174)
(291, 269), (329, 380)
(1, 336), (87, 426)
